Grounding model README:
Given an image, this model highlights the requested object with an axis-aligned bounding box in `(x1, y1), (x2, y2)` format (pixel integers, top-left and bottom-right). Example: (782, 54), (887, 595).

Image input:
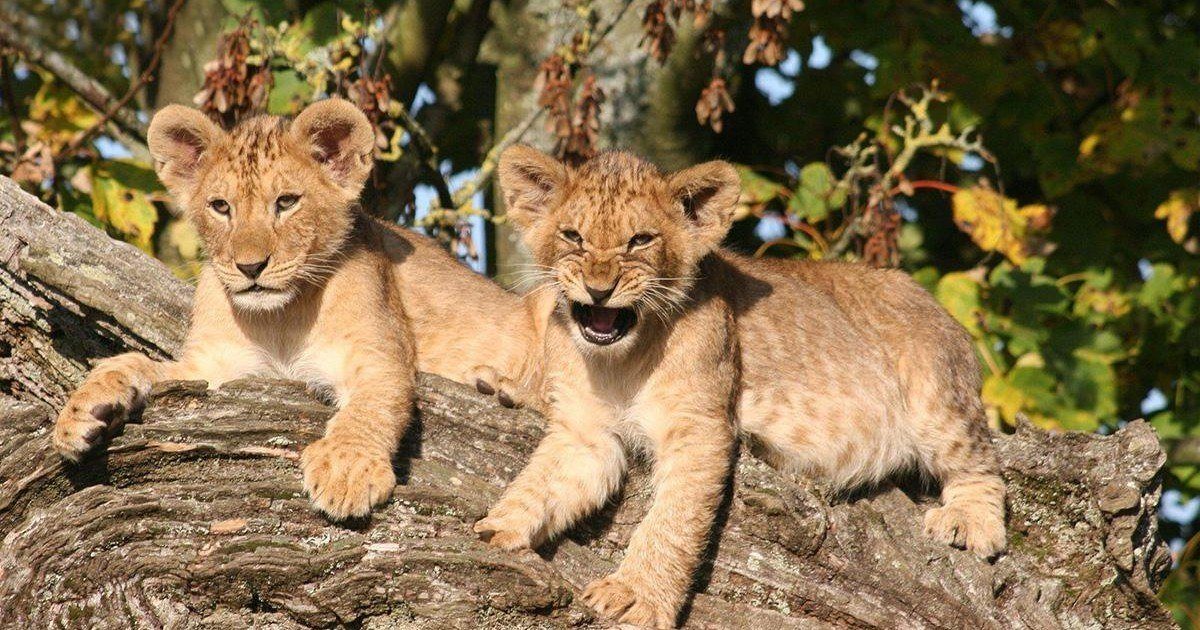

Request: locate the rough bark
(0, 174), (1178, 628)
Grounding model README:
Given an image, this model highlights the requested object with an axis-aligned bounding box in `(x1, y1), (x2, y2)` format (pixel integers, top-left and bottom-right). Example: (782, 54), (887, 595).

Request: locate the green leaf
(1083, 8), (1145, 77)
(788, 187), (826, 221)
(982, 365), (1059, 427)
(935, 271), (984, 335)
(799, 162), (833, 194)
(734, 165), (785, 205)
(268, 70), (313, 115)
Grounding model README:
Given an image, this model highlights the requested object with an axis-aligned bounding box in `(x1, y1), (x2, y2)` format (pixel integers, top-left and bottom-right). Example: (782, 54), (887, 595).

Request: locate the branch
(451, 106), (543, 210)
(0, 171), (1179, 627)
(58, 0), (186, 161)
(0, 15), (148, 144)
(394, 102), (456, 210)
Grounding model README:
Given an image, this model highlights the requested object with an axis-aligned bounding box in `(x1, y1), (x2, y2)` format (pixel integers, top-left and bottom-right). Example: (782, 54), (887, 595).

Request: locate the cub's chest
(244, 335), (341, 391)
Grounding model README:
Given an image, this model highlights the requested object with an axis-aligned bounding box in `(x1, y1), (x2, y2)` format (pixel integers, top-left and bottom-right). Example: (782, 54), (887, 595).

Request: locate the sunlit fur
(510, 152), (724, 358)
(479, 147), (1007, 628)
(53, 101), (548, 524)
(156, 115), (357, 313)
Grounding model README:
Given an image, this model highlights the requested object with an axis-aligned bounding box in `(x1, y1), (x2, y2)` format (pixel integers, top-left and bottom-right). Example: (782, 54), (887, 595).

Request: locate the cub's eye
(560, 229), (583, 245)
(628, 233), (656, 249)
(208, 199), (230, 215)
(275, 194), (300, 213)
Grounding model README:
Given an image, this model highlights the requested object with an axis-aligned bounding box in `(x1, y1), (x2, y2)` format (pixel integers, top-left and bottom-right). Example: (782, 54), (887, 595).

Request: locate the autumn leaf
(23, 80), (99, 151)
(951, 184), (1055, 264)
(1154, 188), (1198, 245)
(90, 160), (165, 254)
(935, 269), (986, 335)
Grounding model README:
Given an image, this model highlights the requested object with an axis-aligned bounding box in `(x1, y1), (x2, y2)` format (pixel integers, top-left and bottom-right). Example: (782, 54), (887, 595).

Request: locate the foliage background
(0, 0), (1197, 623)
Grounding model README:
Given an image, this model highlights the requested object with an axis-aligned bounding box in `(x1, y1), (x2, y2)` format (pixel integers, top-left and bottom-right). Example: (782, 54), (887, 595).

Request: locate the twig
(58, 0), (186, 161)
(0, 15), (147, 142)
(451, 107), (543, 209)
(394, 103), (455, 210)
(406, 0), (629, 216)
(826, 84), (990, 259)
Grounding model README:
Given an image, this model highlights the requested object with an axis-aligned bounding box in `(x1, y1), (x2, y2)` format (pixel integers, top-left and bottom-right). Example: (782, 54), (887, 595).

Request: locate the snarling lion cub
(476, 147), (1006, 627)
(53, 99), (542, 519)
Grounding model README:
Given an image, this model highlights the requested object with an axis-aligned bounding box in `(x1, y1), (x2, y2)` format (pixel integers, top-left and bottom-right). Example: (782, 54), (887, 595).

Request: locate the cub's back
(372, 220), (542, 386)
(713, 250), (982, 418)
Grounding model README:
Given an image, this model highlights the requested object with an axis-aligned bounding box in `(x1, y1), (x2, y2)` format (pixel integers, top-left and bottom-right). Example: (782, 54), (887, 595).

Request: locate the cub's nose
(585, 284), (615, 305)
(236, 258), (270, 280)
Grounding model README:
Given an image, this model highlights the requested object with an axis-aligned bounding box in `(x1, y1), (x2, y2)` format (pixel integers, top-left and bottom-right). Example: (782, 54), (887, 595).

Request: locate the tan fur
(479, 147), (1006, 627)
(53, 100), (543, 520)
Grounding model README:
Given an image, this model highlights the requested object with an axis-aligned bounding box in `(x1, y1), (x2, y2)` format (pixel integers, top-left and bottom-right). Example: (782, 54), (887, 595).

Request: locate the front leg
(475, 390), (623, 549)
(56, 271), (260, 461)
(582, 405), (735, 628)
(299, 321), (415, 520)
(54, 352), (166, 461)
(54, 340), (257, 461)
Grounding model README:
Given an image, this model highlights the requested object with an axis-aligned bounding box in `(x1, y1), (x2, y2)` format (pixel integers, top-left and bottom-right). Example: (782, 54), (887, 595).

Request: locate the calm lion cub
(477, 147), (1006, 627)
(53, 99), (542, 519)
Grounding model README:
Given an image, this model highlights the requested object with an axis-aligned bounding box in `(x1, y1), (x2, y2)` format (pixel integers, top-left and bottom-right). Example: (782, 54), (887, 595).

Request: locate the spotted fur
(478, 147), (1007, 628)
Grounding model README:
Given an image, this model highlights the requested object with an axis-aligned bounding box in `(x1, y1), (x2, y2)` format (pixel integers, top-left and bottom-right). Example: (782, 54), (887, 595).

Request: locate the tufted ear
(290, 98), (375, 190)
(668, 160), (741, 255)
(497, 144), (567, 233)
(147, 105), (225, 194)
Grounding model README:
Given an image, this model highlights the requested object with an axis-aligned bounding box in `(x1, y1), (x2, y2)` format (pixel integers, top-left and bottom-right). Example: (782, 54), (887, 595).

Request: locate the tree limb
(0, 173), (1178, 627)
(0, 14), (148, 144)
(57, 0), (186, 161)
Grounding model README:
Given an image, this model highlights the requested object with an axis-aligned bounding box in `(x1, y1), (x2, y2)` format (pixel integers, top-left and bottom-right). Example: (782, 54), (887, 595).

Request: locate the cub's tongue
(586, 306), (620, 333)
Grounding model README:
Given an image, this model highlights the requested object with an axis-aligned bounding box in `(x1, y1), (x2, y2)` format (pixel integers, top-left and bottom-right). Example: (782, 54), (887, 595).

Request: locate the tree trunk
(0, 174), (1177, 628)
(151, 0), (233, 109)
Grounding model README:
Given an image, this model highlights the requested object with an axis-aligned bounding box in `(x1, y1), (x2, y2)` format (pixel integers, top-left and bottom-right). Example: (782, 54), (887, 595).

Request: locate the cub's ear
(668, 160), (740, 255)
(147, 105), (224, 194)
(290, 98), (375, 190)
(498, 144), (567, 232)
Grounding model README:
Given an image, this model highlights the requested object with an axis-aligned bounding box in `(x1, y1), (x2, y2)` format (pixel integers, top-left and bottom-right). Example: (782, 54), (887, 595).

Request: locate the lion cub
(53, 99), (413, 519)
(53, 99), (541, 519)
(476, 147), (1007, 627)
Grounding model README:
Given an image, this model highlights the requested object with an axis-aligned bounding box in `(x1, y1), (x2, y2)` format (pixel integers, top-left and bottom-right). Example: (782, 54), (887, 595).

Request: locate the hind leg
(921, 414), (1007, 557)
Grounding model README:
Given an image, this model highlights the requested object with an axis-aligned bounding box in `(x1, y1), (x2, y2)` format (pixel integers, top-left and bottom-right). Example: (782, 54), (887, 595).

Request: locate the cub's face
(147, 100), (374, 312)
(499, 147), (740, 354)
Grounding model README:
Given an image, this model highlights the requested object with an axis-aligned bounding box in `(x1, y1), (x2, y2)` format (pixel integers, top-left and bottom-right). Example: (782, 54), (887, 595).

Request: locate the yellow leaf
(1154, 189), (1198, 244)
(951, 185), (1054, 264)
(157, 218), (204, 281)
(935, 270), (985, 335)
(1079, 133), (1102, 158)
(982, 373), (1025, 425)
(90, 160), (162, 253)
(26, 79), (99, 150)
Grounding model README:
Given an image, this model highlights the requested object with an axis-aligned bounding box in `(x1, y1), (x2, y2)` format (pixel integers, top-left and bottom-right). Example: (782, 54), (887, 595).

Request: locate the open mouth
(570, 302), (638, 345)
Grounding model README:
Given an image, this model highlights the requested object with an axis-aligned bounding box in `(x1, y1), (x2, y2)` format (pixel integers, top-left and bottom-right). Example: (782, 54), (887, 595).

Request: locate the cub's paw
(467, 365), (524, 409)
(300, 436), (395, 520)
(53, 378), (141, 462)
(472, 504), (543, 551)
(924, 502), (1006, 558)
(582, 574), (676, 629)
